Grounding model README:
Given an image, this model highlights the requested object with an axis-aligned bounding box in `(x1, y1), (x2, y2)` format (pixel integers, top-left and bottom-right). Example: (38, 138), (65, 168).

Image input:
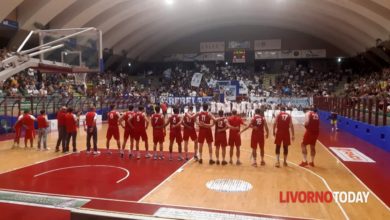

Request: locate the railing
(313, 96), (389, 126)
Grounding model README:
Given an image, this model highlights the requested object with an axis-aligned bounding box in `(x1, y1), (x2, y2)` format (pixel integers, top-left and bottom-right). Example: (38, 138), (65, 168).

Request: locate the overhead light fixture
(166, 0), (174, 5)
(337, 57), (342, 63)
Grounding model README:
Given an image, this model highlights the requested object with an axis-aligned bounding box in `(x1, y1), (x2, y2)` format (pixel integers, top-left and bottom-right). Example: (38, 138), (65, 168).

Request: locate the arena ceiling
(1, 0), (390, 60)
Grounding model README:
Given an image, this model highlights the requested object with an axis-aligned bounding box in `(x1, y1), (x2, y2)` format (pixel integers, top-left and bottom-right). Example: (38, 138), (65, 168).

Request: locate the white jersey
(225, 101), (231, 113)
(217, 102), (224, 111)
(210, 102), (217, 113)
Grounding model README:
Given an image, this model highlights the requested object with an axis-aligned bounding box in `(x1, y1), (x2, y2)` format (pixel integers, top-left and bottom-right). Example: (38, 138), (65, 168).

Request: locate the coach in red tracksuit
(65, 108), (78, 153)
(55, 106), (67, 152)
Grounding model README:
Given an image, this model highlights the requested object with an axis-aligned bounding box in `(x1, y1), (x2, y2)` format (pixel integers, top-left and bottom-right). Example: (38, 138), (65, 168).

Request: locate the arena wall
(318, 110), (390, 152)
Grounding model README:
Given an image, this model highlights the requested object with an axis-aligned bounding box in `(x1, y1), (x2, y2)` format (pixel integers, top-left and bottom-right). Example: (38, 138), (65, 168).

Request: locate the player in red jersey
(106, 105), (121, 155)
(227, 110), (245, 165)
(183, 106), (198, 161)
(12, 113), (23, 148)
(129, 106), (151, 159)
(214, 110), (230, 165)
(273, 106), (294, 168)
(84, 106), (100, 155)
(165, 107), (184, 161)
(119, 105), (135, 158)
(300, 106), (320, 167)
(151, 106), (166, 160)
(194, 104), (216, 165)
(65, 108), (79, 153)
(21, 109), (37, 148)
(37, 110), (49, 150)
(241, 109), (269, 167)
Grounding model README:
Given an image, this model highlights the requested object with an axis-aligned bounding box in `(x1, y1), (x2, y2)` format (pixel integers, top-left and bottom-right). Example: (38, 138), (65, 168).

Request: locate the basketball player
(241, 109), (269, 166)
(119, 105), (135, 158)
(37, 110), (49, 150)
(214, 110), (229, 165)
(12, 113), (23, 148)
(300, 107), (320, 167)
(183, 106), (198, 161)
(65, 108), (78, 153)
(273, 106), (294, 167)
(21, 109), (36, 149)
(106, 105), (121, 155)
(194, 104), (215, 164)
(129, 106), (151, 159)
(228, 110), (244, 165)
(55, 106), (67, 152)
(84, 106), (99, 155)
(151, 106), (165, 160)
(165, 107), (183, 161)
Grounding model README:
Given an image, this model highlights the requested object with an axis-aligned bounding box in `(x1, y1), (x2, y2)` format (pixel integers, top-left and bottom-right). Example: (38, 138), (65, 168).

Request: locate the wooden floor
(0, 119), (389, 220)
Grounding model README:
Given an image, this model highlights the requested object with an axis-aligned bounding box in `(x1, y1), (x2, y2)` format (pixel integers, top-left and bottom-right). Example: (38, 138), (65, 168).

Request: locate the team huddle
(12, 103), (321, 168)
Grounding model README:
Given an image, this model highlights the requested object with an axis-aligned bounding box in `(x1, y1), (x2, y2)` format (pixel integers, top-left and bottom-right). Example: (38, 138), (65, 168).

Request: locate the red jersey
(65, 113), (77, 133)
(85, 111), (97, 127)
(198, 111), (211, 126)
(122, 111), (134, 130)
(37, 115), (49, 129)
(57, 111), (66, 126)
(275, 111), (292, 134)
(14, 115), (23, 129)
(228, 115), (244, 135)
(22, 114), (36, 130)
(151, 113), (164, 130)
(305, 111), (320, 133)
(215, 117), (227, 130)
(169, 114), (181, 131)
(131, 112), (146, 131)
(251, 115), (265, 135)
(107, 111), (120, 127)
(183, 113), (195, 128)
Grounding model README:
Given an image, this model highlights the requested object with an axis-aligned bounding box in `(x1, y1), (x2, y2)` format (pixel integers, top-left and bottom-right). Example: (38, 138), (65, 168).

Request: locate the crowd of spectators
(1, 46), (389, 104)
(343, 68), (390, 99)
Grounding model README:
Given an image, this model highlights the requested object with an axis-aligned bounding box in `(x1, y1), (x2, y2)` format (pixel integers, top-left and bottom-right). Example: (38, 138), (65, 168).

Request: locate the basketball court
(0, 115), (388, 220)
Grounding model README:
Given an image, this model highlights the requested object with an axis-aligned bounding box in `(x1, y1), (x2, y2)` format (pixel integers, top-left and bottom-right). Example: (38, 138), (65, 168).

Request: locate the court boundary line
(0, 199), (74, 211)
(33, 165), (130, 184)
(139, 200), (319, 220)
(0, 153), (70, 175)
(317, 140), (390, 211)
(295, 120), (390, 211)
(262, 153), (349, 220)
(138, 159), (194, 202)
(0, 187), (314, 220)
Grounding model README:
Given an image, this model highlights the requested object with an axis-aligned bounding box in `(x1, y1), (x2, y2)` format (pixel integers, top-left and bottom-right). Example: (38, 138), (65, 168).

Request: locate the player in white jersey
(225, 101), (231, 115)
(210, 101), (217, 113)
(217, 102), (224, 112)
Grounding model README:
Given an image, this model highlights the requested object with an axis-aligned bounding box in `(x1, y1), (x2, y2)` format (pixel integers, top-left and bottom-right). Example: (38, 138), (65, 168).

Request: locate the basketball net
(74, 73), (87, 85)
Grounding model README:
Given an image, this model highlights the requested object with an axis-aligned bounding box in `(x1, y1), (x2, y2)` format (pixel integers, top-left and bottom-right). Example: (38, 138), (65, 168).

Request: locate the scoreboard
(233, 49), (246, 63)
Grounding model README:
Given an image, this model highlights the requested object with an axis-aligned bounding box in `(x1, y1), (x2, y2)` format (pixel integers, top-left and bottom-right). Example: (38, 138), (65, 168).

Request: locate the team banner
(228, 41), (250, 49)
(163, 53), (224, 62)
(249, 97), (312, 107)
(159, 96), (213, 105)
(255, 49), (326, 59)
(191, 72), (203, 87)
(200, 41), (225, 52)
(254, 39), (281, 50)
(239, 80), (249, 94)
(223, 85), (237, 101)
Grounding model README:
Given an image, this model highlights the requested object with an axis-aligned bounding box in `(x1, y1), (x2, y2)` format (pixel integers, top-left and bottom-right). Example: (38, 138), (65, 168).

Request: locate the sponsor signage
(200, 41), (225, 52)
(330, 147), (375, 163)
